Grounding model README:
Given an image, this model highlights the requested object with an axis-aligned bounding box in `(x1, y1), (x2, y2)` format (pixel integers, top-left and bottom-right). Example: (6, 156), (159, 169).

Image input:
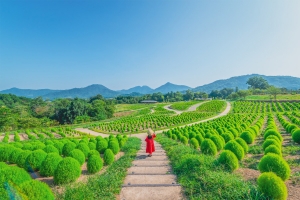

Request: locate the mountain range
(1, 74), (299, 99)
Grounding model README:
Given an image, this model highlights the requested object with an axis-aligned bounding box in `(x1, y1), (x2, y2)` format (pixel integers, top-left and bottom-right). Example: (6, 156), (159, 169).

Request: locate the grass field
(170, 100), (201, 110)
(115, 103), (155, 112)
(246, 94), (300, 100)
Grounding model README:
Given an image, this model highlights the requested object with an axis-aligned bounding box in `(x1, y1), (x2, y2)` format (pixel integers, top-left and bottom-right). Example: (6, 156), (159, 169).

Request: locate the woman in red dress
(145, 129), (156, 157)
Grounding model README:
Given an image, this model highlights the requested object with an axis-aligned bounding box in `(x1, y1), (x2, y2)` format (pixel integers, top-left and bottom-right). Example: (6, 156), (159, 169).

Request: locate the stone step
(120, 186), (182, 200)
(137, 153), (166, 156)
(128, 166), (171, 174)
(124, 174), (177, 185)
(123, 183), (180, 187)
(135, 155), (168, 161)
(132, 160), (169, 166)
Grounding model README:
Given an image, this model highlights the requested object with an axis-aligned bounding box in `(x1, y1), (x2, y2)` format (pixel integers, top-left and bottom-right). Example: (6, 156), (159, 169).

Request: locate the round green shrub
(287, 124), (298, 134)
(22, 143), (33, 151)
(9, 148), (23, 164)
(221, 132), (234, 143)
(32, 142), (46, 151)
(76, 143), (90, 158)
(89, 138), (97, 144)
(292, 129), (300, 144)
(71, 139), (79, 145)
(210, 135), (224, 151)
(40, 153), (63, 177)
(258, 153), (290, 181)
(228, 128), (239, 138)
(235, 138), (248, 153)
(224, 140), (244, 161)
(45, 140), (54, 146)
(96, 139), (108, 154)
(16, 150), (32, 168)
(88, 150), (100, 158)
(264, 129), (283, 142)
(262, 139), (281, 150)
(190, 138), (199, 149)
(87, 155), (103, 174)
(69, 149), (85, 165)
(266, 135), (281, 144)
(54, 142), (64, 155)
(257, 172), (287, 200)
(119, 139), (126, 148)
(0, 145), (15, 162)
(240, 131), (254, 144)
(0, 165), (31, 186)
(218, 150), (239, 172)
(108, 141), (120, 155)
(264, 145), (281, 156)
(200, 139), (217, 156)
(25, 149), (47, 171)
(43, 145), (59, 154)
(62, 142), (76, 156)
(18, 180), (54, 200)
(195, 134), (204, 146)
(172, 134), (177, 140)
(180, 136), (188, 145)
(88, 142), (96, 150)
(54, 157), (81, 184)
(103, 149), (114, 165)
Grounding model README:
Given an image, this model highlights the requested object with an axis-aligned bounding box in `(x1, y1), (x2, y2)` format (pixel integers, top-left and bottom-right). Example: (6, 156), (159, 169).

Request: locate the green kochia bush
(54, 142), (64, 155)
(218, 150), (239, 172)
(0, 165), (31, 186)
(88, 150), (100, 158)
(108, 141), (120, 155)
(195, 134), (204, 146)
(40, 153), (63, 177)
(69, 149), (85, 165)
(235, 138), (248, 153)
(17, 150), (32, 168)
(180, 136), (188, 145)
(257, 172), (287, 200)
(224, 140), (244, 161)
(9, 148), (23, 164)
(103, 149), (114, 165)
(87, 155), (103, 174)
(240, 131), (254, 144)
(88, 142), (96, 150)
(200, 139), (217, 156)
(258, 153), (290, 181)
(210, 135), (224, 151)
(190, 138), (199, 149)
(76, 143), (90, 158)
(221, 132), (234, 143)
(18, 180), (54, 200)
(62, 142), (76, 156)
(264, 129), (283, 142)
(0, 145), (15, 162)
(264, 145), (281, 156)
(43, 145), (59, 154)
(96, 139), (108, 154)
(262, 139), (281, 150)
(292, 129), (300, 144)
(54, 157), (81, 184)
(25, 149), (47, 171)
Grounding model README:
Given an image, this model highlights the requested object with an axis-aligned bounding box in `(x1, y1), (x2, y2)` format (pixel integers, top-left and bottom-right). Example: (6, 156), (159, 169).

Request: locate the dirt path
(163, 105), (183, 115)
(186, 101), (206, 111)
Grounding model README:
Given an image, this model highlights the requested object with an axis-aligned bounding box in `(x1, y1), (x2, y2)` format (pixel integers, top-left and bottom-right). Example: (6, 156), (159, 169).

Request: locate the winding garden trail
(163, 105), (183, 115)
(163, 101), (209, 115)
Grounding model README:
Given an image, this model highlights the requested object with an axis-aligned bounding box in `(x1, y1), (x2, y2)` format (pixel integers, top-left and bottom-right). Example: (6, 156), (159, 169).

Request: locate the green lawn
(245, 94), (300, 100)
(115, 103), (155, 112)
(170, 100), (201, 111)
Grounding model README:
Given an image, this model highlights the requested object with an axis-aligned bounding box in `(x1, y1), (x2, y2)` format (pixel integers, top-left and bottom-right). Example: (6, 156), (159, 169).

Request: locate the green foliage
(0, 165), (31, 186)
(43, 145), (59, 154)
(88, 142), (96, 150)
(108, 141), (120, 155)
(69, 149), (85, 165)
(180, 136), (188, 145)
(218, 150), (239, 172)
(54, 142), (64, 155)
(235, 138), (248, 153)
(224, 140), (244, 161)
(210, 135), (224, 151)
(40, 153), (63, 177)
(0, 145), (15, 162)
(16, 150), (31, 168)
(195, 134), (204, 146)
(18, 180), (54, 200)
(190, 138), (199, 149)
(287, 124), (298, 134)
(264, 129), (283, 142)
(221, 132), (234, 143)
(262, 139), (281, 150)
(292, 129), (300, 144)
(25, 149), (47, 171)
(87, 155), (103, 174)
(54, 157), (81, 184)
(103, 149), (114, 165)
(240, 131), (254, 144)
(264, 145), (281, 156)
(9, 148), (23, 164)
(257, 172), (287, 200)
(76, 143), (90, 158)
(88, 150), (100, 158)
(62, 142), (76, 156)
(96, 139), (108, 154)
(258, 153), (290, 181)
(200, 139), (217, 156)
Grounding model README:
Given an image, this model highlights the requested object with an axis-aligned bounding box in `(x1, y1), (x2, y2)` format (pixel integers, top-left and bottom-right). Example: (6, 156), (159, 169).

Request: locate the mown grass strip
(56, 137), (141, 200)
(155, 134), (267, 200)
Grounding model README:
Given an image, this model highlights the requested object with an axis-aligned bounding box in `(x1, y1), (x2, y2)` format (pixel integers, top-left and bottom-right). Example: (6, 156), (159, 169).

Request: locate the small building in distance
(140, 100), (158, 104)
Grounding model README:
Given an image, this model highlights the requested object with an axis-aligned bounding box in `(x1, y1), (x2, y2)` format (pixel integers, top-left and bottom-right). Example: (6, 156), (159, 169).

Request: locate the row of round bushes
(256, 115), (289, 200)
(0, 162), (54, 200)
(278, 114), (300, 144)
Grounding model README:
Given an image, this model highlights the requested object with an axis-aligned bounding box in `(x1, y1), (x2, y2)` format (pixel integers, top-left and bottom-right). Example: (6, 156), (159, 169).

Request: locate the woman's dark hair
(148, 135), (153, 139)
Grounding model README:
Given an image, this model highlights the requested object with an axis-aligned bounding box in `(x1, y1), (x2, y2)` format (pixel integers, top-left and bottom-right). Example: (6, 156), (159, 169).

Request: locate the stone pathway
(120, 136), (183, 200)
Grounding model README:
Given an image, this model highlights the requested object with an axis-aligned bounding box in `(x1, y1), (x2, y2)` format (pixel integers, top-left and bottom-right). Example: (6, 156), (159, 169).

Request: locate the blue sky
(0, 0), (299, 90)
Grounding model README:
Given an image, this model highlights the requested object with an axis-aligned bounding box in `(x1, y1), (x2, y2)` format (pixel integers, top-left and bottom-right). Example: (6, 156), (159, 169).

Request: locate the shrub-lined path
(77, 101), (231, 200)
(163, 101), (208, 115)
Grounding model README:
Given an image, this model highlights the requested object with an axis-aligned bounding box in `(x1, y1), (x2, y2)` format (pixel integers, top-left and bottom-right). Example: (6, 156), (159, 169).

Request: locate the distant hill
(1, 74), (299, 99)
(42, 84), (119, 99)
(193, 74), (300, 93)
(153, 82), (191, 93)
(118, 86), (153, 94)
(0, 88), (59, 98)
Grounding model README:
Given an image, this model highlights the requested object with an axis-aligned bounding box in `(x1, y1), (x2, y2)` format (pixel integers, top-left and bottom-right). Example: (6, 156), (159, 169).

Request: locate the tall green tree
(267, 86), (281, 100)
(246, 76), (269, 89)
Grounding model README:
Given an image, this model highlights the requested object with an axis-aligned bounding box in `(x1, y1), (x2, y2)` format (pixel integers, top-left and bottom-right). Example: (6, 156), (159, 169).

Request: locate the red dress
(145, 134), (156, 154)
